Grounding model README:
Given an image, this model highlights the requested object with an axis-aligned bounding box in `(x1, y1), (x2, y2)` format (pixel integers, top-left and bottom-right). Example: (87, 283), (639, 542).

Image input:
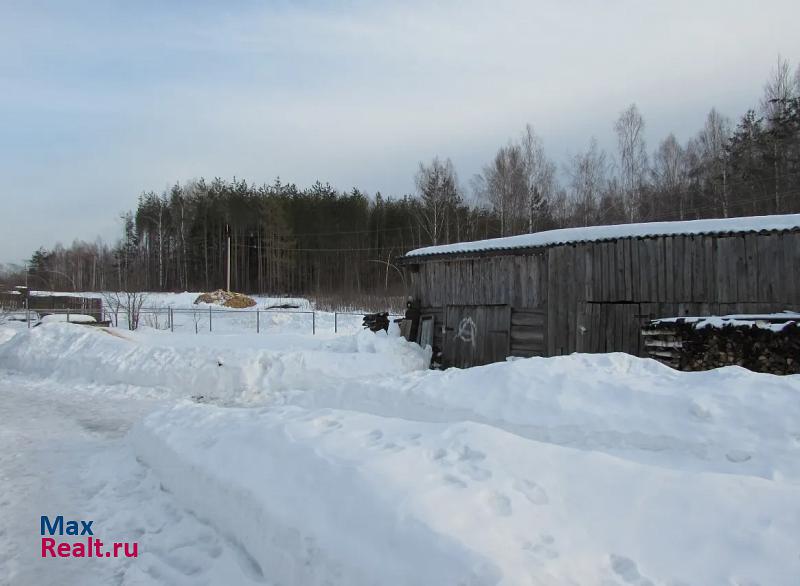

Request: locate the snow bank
(134, 401), (800, 585)
(406, 212), (800, 257)
(133, 404), (500, 585)
(0, 323), (430, 402)
(283, 352), (800, 481)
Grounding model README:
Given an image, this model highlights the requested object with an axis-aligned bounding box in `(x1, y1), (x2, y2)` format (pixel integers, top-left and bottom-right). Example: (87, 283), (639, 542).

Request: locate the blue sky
(1, 0), (799, 264)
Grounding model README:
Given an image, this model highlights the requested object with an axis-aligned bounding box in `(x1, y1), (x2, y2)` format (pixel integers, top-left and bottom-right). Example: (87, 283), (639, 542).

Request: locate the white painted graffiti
(454, 316), (477, 348)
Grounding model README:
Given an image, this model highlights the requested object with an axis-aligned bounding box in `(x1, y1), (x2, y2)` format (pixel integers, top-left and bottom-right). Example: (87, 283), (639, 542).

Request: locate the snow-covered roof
(405, 213), (800, 259)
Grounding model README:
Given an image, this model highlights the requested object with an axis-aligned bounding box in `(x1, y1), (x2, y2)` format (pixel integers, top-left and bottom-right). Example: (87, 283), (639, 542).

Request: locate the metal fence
(6, 306), (403, 336)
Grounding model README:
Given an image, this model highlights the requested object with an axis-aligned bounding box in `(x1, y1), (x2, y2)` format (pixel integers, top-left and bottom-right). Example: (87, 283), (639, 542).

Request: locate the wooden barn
(399, 214), (800, 368)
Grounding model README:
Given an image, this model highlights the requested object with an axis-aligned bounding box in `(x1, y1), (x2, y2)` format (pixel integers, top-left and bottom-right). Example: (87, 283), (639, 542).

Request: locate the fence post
(334, 312), (337, 334)
(170, 307), (174, 332)
(67, 309), (70, 323)
(256, 309), (260, 333)
(312, 311), (316, 335)
(26, 300), (30, 329)
(209, 307), (212, 332)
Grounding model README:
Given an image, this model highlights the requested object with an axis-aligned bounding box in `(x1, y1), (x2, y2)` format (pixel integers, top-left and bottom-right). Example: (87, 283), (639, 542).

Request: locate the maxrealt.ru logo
(40, 516), (139, 558)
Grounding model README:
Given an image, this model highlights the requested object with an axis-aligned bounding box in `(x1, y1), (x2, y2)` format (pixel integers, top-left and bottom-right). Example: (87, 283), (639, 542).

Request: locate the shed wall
(407, 231), (800, 367)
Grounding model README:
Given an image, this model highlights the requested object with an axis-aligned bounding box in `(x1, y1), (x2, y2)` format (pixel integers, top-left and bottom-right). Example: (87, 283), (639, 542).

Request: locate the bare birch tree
(760, 56), (795, 212)
(697, 108), (732, 216)
(567, 138), (608, 226)
(414, 157), (460, 245)
(614, 103), (648, 221)
(760, 56), (794, 120)
(476, 143), (527, 236)
(652, 133), (689, 219)
(520, 124), (556, 233)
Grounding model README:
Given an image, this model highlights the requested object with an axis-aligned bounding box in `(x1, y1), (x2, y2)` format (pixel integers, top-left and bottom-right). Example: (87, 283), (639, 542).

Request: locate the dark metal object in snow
(363, 312), (390, 332)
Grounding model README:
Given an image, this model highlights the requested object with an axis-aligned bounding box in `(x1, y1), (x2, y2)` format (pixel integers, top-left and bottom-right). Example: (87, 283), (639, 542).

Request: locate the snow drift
(134, 400), (800, 585)
(0, 323), (430, 402)
(282, 352), (800, 481)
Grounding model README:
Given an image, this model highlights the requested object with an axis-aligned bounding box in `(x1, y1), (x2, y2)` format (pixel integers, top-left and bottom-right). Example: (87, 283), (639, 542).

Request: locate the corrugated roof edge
(400, 215), (800, 262)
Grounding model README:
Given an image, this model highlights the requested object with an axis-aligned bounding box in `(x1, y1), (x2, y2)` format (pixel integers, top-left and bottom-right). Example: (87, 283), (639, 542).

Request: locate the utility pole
(226, 224), (231, 291)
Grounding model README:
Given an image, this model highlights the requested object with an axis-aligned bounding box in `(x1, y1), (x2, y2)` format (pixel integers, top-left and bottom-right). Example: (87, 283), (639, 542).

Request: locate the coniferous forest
(6, 59), (800, 301)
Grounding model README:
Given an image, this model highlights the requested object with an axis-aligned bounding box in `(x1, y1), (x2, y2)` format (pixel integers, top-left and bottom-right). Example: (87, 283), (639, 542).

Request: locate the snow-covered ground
(2, 316), (800, 585)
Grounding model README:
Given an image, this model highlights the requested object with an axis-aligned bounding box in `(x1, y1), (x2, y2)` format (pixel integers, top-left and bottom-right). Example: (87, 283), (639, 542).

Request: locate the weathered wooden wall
(407, 230), (800, 367)
(0, 293), (104, 321)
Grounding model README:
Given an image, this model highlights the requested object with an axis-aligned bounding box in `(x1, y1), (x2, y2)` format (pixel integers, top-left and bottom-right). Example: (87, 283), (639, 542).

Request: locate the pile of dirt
(193, 289), (256, 309)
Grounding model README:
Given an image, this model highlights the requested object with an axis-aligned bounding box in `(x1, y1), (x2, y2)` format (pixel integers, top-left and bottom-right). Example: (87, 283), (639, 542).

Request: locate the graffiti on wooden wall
(454, 316), (477, 348)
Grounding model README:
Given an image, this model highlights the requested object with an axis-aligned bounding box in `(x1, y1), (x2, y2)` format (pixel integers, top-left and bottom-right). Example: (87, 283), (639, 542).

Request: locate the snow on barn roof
(405, 213), (800, 259)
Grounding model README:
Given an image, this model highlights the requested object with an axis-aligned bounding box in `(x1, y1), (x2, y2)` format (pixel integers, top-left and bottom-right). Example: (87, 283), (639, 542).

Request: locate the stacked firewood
(643, 319), (799, 375)
(363, 312), (390, 332)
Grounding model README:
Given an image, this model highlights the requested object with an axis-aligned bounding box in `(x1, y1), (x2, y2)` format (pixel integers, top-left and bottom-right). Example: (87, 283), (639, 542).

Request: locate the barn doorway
(443, 304), (510, 368)
(576, 302), (644, 356)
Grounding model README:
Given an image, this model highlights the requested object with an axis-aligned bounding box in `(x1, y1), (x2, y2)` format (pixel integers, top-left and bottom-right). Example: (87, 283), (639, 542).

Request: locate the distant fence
(3, 305), (404, 335)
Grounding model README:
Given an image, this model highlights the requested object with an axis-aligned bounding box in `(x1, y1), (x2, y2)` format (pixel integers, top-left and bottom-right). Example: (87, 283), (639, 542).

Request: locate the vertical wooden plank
(733, 236), (746, 305)
(756, 233), (773, 302)
(744, 234), (758, 302)
(569, 245), (580, 352)
(704, 236), (716, 304)
(656, 238), (667, 303)
(664, 236), (675, 302)
(671, 236), (682, 302)
(786, 233), (799, 304)
(714, 237), (729, 304)
(614, 239), (624, 301)
(538, 252), (546, 308)
(583, 245), (593, 303)
(772, 233), (787, 303)
(630, 238), (640, 301)
(615, 242), (623, 302)
(639, 239), (650, 301)
(547, 248), (558, 355)
(592, 245), (602, 301)
(528, 255), (537, 307)
(623, 238), (633, 301)
(598, 243), (607, 301)
(691, 236), (704, 302)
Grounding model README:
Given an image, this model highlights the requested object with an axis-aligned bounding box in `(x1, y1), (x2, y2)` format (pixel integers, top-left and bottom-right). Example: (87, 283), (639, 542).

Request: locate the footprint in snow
(457, 445), (486, 462)
(689, 401), (712, 420)
(522, 534), (559, 563)
(381, 442), (405, 453)
(442, 474), (468, 488)
(364, 429), (383, 446)
(483, 490), (512, 516)
(512, 478), (549, 505)
(609, 554), (654, 586)
(457, 463), (492, 481)
(725, 450), (752, 463)
(428, 447), (449, 462)
(313, 417), (342, 432)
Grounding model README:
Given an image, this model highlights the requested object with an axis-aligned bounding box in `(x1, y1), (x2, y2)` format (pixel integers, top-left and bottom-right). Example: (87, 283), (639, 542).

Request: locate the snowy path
(0, 372), (268, 586)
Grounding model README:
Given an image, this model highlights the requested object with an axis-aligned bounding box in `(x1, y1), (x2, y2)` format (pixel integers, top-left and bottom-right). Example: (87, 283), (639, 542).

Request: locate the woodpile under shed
(643, 314), (800, 375)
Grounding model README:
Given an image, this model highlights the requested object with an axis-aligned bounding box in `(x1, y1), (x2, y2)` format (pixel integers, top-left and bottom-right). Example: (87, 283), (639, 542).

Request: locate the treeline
(7, 58), (800, 298)
(18, 179), (502, 296)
